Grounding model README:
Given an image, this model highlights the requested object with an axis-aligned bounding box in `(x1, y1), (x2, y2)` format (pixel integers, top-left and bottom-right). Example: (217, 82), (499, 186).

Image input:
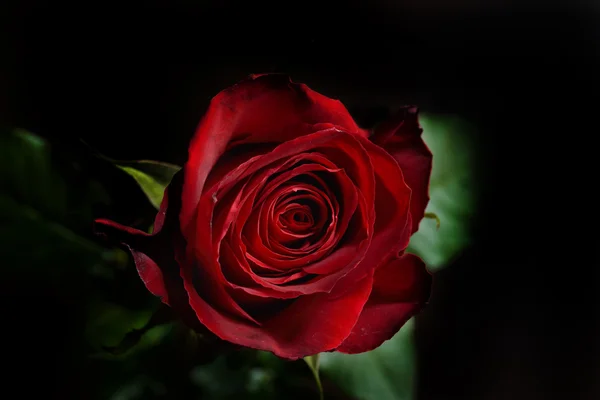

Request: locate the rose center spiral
(279, 206), (314, 230)
(272, 191), (330, 250)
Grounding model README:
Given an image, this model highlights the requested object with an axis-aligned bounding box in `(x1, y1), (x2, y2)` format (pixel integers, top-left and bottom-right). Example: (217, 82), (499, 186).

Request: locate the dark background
(2, 1), (598, 399)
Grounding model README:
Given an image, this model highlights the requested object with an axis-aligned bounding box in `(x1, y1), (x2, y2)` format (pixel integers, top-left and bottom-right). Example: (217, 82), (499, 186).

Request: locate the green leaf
(1, 129), (68, 220)
(304, 354), (324, 400)
(80, 139), (181, 210)
(408, 113), (478, 270)
(86, 299), (172, 359)
(114, 160), (180, 209)
(320, 319), (416, 400)
(0, 130), (118, 281)
(101, 304), (175, 356)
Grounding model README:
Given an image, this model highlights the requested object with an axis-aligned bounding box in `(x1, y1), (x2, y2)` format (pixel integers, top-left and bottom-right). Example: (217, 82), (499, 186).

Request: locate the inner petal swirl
(214, 146), (364, 296)
(244, 175), (338, 271)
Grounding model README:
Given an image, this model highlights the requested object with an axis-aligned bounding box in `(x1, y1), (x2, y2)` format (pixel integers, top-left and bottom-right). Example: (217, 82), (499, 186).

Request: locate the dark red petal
(181, 74), (367, 234)
(93, 173), (204, 333)
(181, 263), (374, 360)
(219, 240), (305, 299)
(336, 253), (432, 354)
(369, 106), (432, 233)
(359, 134), (413, 256)
(259, 270), (309, 285)
(152, 183), (170, 232)
(174, 175), (266, 325)
(94, 219), (165, 297)
(203, 143), (276, 196)
(329, 135), (412, 293)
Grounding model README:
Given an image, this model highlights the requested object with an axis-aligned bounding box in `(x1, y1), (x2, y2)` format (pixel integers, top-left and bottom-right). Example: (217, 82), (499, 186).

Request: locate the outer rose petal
(181, 74), (369, 233)
(93, 173), (205, 334)
(369, 106), (432, 233)
(182, 267), (374, 359)
(336, 253), (432, 353)
(329, 135), (413, 294)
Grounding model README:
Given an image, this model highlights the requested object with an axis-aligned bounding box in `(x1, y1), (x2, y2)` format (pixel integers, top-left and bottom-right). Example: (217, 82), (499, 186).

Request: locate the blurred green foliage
(321, 320), (416, 400)
(0, 130), (116, 283)
(407, 113), (477, 270)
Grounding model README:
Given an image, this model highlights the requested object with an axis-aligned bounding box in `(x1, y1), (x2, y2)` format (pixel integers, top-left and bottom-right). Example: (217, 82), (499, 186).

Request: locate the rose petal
(329, 135), (413, 293)
(179, 253), (263, 326)
(204, 143), (276, 195)
(336, 253), (432, 353)
(181, 263), (374, 359)
(181, 74), (368, 234)
(369, 106), (432, 233)
(219, 240), (306, 299)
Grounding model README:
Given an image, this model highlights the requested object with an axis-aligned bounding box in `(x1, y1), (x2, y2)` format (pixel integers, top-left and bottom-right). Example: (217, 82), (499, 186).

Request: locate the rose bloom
(96, 74), (433, 359)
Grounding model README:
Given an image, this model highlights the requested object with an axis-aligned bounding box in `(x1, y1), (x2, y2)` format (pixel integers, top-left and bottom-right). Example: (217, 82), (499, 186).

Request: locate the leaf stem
(304, 354), (324, 400)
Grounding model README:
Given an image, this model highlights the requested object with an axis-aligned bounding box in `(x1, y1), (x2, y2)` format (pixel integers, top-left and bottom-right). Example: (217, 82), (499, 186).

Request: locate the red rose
(95, 74), (432, 359)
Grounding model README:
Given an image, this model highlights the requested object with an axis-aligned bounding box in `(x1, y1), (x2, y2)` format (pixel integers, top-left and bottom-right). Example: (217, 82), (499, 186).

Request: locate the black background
(2, 1), (599, 399)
